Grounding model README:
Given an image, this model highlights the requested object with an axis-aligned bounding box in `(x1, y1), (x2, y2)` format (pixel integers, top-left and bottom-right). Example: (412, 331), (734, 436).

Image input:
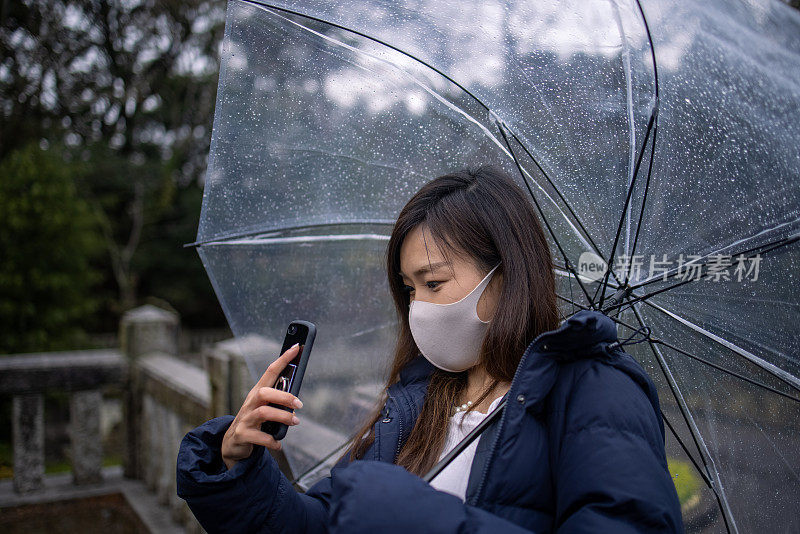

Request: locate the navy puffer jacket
(176, 310), (684, 533)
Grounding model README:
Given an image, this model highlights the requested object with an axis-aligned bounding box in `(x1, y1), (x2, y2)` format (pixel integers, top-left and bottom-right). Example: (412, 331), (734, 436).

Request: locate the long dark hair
(342, 165), (560, 476)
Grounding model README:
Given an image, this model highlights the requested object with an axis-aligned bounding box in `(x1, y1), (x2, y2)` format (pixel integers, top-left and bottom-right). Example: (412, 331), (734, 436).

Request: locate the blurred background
(2, 0), (229, 351)
(2, 0), (799, 532)
(1, 1), (231, 528)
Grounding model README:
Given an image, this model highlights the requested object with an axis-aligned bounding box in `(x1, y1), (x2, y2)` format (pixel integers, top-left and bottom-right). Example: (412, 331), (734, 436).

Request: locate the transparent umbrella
(188, 1), (800, 532)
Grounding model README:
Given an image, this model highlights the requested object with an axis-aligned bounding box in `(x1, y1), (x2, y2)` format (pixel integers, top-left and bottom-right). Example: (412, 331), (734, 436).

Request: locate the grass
(667, 457), (702, 508)
(0, 440), (123, 479)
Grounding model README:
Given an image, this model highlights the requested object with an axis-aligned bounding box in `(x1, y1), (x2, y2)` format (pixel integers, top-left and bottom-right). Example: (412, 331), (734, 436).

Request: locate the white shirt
(429, 394), (506, 502)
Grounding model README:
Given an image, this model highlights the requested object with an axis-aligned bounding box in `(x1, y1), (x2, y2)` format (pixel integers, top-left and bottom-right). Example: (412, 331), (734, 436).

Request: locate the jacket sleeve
(551, 360), (685, 534)
(328, 460), (535, 534)
(176, 415), (349, 534)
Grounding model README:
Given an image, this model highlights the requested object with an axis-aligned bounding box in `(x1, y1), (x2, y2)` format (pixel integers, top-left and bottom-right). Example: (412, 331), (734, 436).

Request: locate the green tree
(1, 0), (226, 324)
(0, 143), (104, 353)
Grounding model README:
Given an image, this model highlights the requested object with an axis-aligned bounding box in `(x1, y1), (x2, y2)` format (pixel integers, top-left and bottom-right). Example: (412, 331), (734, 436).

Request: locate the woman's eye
(402, 281), (440, 293)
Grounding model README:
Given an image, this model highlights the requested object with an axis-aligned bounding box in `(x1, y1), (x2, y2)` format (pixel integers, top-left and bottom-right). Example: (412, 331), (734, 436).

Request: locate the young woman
(177, 166), (684, 533)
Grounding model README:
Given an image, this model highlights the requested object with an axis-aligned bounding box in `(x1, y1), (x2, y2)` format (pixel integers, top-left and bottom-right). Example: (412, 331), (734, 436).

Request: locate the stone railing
(0, 348), (127, 493)
(120, 305), (211, 533)
(1, 305), (213, 532)
(89, 327), (233, 361)
(2, 304), (359, 532)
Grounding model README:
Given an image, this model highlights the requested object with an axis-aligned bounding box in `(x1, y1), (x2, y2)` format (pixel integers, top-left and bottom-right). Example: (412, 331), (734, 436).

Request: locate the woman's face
(399, 225), (502, 322)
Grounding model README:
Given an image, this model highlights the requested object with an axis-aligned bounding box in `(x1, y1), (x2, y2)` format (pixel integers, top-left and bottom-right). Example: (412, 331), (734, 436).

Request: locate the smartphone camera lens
(288, 325), (297, 335)
(276, 376), (290, 392)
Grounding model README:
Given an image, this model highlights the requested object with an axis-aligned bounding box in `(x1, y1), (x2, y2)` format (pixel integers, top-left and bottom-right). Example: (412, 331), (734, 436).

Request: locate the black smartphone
(261, 320), (316, 441)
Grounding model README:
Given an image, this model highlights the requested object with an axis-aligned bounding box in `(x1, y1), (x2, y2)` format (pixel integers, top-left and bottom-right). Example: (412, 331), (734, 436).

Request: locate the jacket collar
(500, 309), (619, 411)
(397, 353), (436, 386)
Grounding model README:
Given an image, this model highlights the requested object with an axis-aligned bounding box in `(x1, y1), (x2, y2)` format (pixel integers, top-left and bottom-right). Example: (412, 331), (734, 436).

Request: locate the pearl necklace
(453, 400), (474, 413)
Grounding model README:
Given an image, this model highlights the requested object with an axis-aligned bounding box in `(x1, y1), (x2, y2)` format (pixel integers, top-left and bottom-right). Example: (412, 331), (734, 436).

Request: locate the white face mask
(408, 263), (501, 372)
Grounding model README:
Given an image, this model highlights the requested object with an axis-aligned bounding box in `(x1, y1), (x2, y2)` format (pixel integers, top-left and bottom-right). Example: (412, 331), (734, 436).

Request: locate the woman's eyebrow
(399, 261), (449, 279)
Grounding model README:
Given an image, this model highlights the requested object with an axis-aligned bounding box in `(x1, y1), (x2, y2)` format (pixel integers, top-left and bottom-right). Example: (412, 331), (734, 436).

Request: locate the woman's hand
(221, 342), (304, 470)
(329, 461), (533, 534)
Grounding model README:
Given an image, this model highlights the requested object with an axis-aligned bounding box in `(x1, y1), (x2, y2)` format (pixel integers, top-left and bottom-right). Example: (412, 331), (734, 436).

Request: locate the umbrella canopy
(190, 0), (800, 531)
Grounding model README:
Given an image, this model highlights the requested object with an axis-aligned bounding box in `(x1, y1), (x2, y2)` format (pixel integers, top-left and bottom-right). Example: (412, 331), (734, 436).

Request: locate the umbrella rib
(650, 339), (800, 403)
(601, 310), (800, 403)
(555, 293), (591, 312)
(629, 223), (800, 290)
(603, 232), (800, 315)
(634, 0), (661, 113)
(627, 0), (661, 284)
(503, 127), (621, 285)
(640, 299), (800, 393)
(184, 220), (396, 248)
(555, 291), (589, 319)
(595, 106), (658, 308)
(660, 409), (714, 489)
(496, 122), (597, 308)
(629, 304), (738, 534)
(596, 0), (661, 305)
(622, 121), (658, 287)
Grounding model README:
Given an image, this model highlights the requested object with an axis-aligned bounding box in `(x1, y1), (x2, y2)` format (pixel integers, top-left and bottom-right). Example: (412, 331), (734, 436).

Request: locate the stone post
(120, 304), (179, 479)
(203, 343), (231, 418)
(69, 389), (104, 484)
(12, 393), (44, 493)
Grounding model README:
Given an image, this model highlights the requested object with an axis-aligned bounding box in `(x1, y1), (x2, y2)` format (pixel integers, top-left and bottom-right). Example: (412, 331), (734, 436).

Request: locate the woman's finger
(253, 386), (303, 410)
(239, 428), (283, 451)
(245, 404), (300, 427)
(254, 342), (301, 390)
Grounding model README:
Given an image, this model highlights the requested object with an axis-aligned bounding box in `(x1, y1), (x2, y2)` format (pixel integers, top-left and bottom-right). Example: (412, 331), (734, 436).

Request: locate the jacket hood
(524, 309), (665, 441)
(533, 309), (619, 357)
